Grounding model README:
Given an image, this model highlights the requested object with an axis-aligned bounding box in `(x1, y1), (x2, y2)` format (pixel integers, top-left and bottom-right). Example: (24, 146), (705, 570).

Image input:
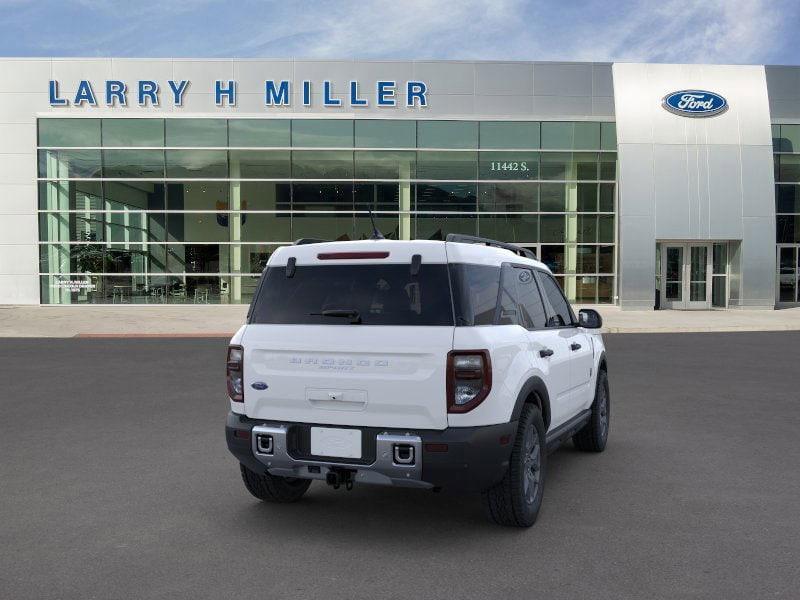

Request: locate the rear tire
(482, 403), (546, 527)
(240, 464), (312, 503)
(572, 369), (610, 452)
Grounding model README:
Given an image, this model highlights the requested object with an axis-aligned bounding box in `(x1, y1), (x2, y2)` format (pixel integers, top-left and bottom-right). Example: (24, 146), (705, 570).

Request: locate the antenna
(368, 208), (385, 240)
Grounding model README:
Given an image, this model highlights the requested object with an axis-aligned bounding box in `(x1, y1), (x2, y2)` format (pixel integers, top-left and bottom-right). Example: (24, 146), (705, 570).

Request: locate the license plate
(310, 427), (362, 459)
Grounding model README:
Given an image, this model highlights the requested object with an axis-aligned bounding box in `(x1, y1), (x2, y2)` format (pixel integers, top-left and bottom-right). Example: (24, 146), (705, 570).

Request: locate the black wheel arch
(511, 376), (551, 432)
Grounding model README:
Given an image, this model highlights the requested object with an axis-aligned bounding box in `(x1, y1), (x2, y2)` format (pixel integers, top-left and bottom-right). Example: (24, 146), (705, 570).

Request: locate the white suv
(225, 234), (609, 527)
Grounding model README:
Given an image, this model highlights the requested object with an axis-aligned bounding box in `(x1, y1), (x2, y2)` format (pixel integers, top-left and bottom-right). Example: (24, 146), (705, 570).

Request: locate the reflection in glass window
(103, 119), (164, 147)
(776, 185), (800, 213)
(416, 151), (477, 180)
(39, 119), (100, 147)
(479, 213), (538, 243)
(598, 215), (614, 243)
(415, 183), (477, 212)
(229, 150), (290, 179)
(599, 183), (615, 212)
(540, 215), (566, 243)
(103, 150), (165, 178)
(415, 214), (477, 239)
(599, 246), (614, 273)
(36, 117), (617, 304)
(417, 121), (478, 149)
(578, 214), (597, 243)
(229, 120), (290, 147)
(575, 153), (598, 180)
(541, 122), (574, 150)
(355, 120), (416, 148)
(540, 153), (571, 180)
(165, 150), (228, 178)
(292, 120), (353, 147)
(778, 155), (800, 182)
(539, 183), (566, 212)
(354, 151), (415, 179)
(577, 183), (598, 212)
(38, 149), (102, 178)
(600, 153), (616, 180)
(480, 122), (540, 149)
(166, 119), (227, 147)
(292, 150), (353, 179)
(777, 125), (800, 153)
(573, 122), (601, 150)
(479, 183), (538, 212)
(600, 123), (617, 151)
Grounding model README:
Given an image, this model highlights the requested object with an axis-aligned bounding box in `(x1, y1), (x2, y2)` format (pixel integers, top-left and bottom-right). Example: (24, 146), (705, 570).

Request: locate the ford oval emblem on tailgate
(251, 381), (268, 390)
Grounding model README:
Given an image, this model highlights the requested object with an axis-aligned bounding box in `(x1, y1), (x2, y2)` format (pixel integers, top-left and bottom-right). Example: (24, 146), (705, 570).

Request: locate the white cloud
(226, 0), (795, 64)
(0, 0), (795, 64)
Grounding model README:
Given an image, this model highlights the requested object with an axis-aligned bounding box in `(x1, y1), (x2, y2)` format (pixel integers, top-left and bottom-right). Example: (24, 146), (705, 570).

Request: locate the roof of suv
(268, 239), (549, 272)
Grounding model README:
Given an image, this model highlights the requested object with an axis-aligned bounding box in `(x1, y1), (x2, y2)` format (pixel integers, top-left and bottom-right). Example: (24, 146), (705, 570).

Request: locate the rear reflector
(424, 443), (449, 453)
(317, 251), (390, 260)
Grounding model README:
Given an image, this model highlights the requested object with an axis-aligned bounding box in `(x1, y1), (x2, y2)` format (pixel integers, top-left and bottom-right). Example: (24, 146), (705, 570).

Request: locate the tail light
(227, 345), (244, 402)
(447, 350), (492, 413)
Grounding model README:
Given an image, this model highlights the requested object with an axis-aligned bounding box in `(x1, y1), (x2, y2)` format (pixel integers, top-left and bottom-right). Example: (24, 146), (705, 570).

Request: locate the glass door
(777, 245), (798, 303)
(686, 245), (711, 309)
(661, 245), (685, 309)
(659, 242), (713, 309)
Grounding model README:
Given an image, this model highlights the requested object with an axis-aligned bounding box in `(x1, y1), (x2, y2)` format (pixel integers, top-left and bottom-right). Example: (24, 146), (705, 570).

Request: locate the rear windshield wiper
(310, 309), (362, 324)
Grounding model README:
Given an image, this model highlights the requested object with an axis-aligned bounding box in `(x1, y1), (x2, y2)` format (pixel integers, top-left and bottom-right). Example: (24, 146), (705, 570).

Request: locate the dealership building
(0, 58), (799, 310)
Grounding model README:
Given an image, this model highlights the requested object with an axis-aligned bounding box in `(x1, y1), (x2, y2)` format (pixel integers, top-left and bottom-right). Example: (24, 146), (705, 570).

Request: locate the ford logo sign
(251, 381), (268, 390)
(662, 90), (728, 117)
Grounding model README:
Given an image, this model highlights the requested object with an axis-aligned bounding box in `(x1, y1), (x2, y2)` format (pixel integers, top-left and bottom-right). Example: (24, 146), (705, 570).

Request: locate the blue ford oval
(662, 90), (728, 117)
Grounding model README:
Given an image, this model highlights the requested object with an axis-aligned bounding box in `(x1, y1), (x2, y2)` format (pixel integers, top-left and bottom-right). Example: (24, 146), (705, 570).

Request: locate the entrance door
(660, 243), (712, 309)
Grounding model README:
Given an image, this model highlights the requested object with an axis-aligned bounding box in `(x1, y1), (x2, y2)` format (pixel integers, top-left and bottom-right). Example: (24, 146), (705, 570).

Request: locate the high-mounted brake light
(446, 350), (492, 413)
(317, 252), (390, 260)
(227, 345), (244, 402)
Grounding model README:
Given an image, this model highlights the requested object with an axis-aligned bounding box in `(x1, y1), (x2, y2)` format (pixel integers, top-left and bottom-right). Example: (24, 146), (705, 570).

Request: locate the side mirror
(578, 308), (603, 329)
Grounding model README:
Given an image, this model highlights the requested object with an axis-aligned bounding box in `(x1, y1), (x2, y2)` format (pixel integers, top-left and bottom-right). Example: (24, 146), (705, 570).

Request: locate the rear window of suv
(249, 263), (454, 326)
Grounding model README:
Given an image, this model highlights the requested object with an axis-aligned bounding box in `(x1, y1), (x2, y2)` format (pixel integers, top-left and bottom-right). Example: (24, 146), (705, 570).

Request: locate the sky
(0, 0), (798, 65)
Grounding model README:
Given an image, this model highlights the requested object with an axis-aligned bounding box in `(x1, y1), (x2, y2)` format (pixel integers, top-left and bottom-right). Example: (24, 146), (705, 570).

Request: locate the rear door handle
(570, 343), (582, 351)
(539, 348), (554, 358)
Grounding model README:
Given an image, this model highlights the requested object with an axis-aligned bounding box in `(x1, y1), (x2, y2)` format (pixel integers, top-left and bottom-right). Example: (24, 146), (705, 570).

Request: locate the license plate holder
(310, 427), (362, 459)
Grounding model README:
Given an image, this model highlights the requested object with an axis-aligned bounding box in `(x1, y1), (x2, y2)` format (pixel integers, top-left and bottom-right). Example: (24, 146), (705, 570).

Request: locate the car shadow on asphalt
(222, 445), (589, 541)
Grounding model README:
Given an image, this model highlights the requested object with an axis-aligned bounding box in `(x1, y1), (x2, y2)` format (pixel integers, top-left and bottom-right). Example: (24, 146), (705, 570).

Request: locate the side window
(449, 264), (500, 326)
(537, 271), (575, 327)
(515, 268), (548, 329)
(497, 265), (521, 326)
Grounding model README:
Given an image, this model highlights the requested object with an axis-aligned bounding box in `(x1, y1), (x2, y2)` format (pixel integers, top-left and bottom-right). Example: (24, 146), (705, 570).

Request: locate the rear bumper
(226, 412), (516, 492)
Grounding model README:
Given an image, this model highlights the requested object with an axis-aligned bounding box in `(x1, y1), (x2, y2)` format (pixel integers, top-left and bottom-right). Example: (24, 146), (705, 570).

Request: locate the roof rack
(445, 234), (537, 260)
(293, 238), (330, 246)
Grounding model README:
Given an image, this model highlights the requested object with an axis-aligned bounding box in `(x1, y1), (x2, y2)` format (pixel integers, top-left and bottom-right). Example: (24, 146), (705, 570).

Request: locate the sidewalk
(1, 304), (800, 337)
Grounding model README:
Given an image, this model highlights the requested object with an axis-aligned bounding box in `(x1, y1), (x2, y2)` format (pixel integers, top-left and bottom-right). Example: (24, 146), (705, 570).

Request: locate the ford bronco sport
(225, 234), (609, 527)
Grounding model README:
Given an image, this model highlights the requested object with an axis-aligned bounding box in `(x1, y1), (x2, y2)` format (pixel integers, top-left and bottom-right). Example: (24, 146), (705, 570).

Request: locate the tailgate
(243, 325), (453, 430)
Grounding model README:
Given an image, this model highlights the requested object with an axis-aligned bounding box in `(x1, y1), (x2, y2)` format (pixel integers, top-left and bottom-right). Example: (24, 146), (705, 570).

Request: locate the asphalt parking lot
(1, 332), (799, 599)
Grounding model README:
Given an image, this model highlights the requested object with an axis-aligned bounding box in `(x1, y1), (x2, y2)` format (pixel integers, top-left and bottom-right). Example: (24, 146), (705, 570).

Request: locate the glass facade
(37, 118), (617, 304)
(774, 124), (800, 303)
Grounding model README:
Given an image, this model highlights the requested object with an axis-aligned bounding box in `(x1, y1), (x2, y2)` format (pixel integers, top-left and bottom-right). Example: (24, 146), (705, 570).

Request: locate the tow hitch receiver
(326, 468), (356, 491)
